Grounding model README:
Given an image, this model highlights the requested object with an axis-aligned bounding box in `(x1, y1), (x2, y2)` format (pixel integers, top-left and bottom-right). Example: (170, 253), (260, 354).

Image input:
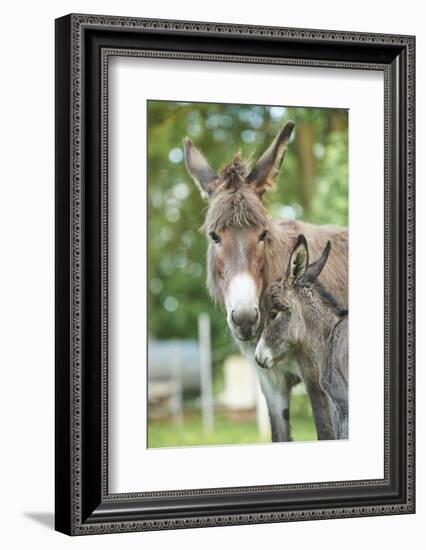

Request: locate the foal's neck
(301, 299), (342, 363)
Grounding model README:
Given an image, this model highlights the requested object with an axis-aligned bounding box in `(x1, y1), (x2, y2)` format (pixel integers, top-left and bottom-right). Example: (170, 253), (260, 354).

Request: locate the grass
(148, 394), (317, 448)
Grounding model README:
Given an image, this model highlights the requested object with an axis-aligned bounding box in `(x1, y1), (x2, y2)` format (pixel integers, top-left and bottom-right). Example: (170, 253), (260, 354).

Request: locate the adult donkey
(183, 122), (348, 441)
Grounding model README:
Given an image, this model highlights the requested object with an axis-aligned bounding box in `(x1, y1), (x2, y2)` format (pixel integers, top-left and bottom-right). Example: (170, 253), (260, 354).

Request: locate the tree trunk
(295, 122), (316, 218)
(329, 110), (347, 133)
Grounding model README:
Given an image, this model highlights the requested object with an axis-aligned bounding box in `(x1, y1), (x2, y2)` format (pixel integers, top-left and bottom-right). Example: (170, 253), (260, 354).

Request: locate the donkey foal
(255, 235), (349, 439)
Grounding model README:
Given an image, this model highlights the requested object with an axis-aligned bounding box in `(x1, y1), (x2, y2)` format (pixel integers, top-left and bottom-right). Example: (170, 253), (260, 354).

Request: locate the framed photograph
(55, 14), (415, 535)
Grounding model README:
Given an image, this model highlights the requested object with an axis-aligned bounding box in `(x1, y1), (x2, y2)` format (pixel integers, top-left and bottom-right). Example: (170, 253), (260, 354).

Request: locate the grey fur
(322, 317), (348, 438)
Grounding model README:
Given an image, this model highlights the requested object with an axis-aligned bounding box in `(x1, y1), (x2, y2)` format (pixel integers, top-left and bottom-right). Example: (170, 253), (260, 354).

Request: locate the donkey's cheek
(252, 250), (266, 282)
(214, 255), (225, 280)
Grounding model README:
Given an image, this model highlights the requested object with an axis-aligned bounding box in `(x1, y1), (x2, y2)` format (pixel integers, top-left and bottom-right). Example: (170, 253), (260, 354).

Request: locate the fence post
(170, 341), (184, 427)
(198, 313), (214, 433)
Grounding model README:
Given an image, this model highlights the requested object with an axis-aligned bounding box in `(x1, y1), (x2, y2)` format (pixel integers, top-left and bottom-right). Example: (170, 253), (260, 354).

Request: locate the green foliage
(312, 130), (349, 226)
(147, 100), (348, 349)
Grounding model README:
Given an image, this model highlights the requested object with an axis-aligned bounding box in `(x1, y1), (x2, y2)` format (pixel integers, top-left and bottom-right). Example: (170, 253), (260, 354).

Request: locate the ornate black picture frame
(55, 13), (415, 535)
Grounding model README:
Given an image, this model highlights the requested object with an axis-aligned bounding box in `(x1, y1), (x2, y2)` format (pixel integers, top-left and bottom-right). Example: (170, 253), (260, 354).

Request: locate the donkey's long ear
(247, 121), (295, 197)
(183, 138), (219, 199)
(303, 241), (331, 284)
(286, 234), (309, 286)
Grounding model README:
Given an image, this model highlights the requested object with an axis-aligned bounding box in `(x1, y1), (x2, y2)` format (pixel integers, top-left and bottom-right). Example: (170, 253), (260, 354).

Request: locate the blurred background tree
(147, 101), (348, 357)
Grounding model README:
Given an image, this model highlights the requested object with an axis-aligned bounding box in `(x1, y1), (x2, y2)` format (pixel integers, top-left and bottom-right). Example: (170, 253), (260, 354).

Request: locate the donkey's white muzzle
(225, 273), (260, 341)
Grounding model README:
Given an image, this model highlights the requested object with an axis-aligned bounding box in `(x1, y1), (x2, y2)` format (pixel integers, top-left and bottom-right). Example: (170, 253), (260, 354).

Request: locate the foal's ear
(286, 234), (309, 286)
(303, 241), (331, 284)
(183, 138), (219, 199)
(247, 121), (295, 197)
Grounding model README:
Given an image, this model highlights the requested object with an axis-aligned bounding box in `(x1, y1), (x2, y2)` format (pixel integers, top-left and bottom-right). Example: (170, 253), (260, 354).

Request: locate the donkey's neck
(264, 218), (300, 286)
(267, 217), (348, 309)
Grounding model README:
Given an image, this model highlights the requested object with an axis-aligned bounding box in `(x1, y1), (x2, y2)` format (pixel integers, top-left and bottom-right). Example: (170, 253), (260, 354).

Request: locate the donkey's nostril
(232, 307), (259, 327)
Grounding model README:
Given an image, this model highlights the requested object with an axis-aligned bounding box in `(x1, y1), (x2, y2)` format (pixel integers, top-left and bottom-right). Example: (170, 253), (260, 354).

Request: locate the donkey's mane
(202, 156), (269, 233)
(312, 281), (348, 318)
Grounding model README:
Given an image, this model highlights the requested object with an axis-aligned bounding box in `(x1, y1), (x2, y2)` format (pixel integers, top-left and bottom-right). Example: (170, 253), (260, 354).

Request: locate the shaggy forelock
(202, 156), (269, 233)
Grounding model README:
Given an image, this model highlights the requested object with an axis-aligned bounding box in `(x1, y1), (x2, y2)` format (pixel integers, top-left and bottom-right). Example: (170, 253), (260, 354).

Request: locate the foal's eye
(209, 231), (221, 244)
(269, 310), (279, 320)
(258, 230), (269, 243)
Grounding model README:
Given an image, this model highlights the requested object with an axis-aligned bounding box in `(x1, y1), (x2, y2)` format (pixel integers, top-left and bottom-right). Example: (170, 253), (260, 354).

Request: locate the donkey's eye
(258, 230), (269, 243)
(209, 231), (221, 244)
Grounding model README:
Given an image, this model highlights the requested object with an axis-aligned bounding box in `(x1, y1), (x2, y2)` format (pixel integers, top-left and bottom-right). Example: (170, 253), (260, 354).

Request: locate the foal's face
(255, 235), (332, 369)
(255, 282), (304, 369)
(208, 225), (269, 341)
